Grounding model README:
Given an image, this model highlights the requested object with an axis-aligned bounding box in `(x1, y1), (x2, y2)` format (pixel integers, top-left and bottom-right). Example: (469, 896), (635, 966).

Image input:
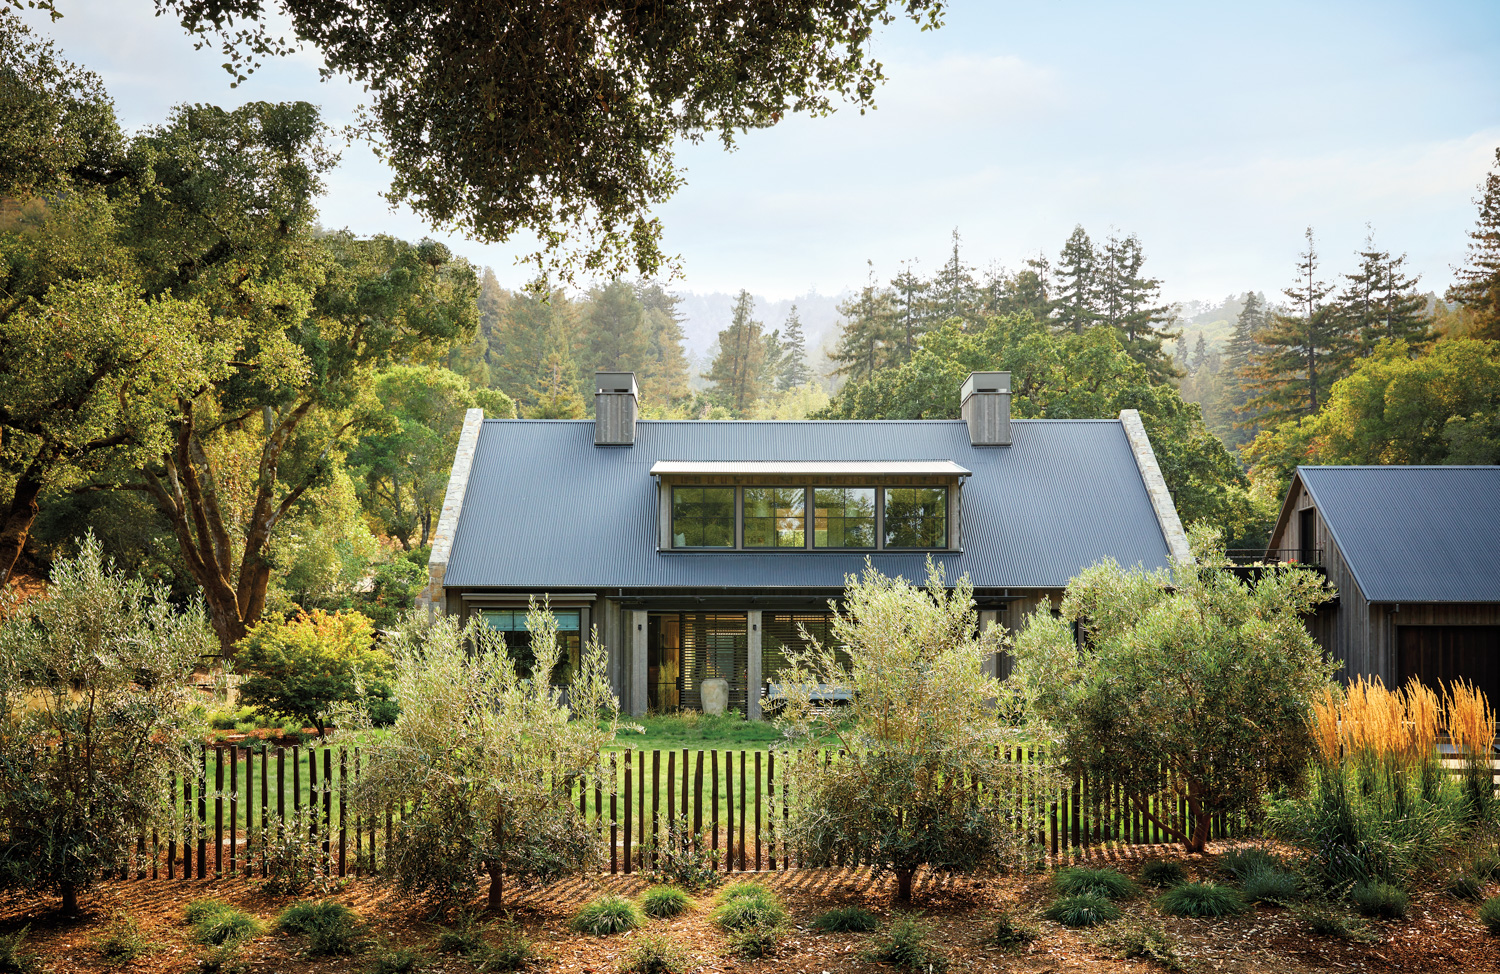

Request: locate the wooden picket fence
(111, 744), (1248, 883)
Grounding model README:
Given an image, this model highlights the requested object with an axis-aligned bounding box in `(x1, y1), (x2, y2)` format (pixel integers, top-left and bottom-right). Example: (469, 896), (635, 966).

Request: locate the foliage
(1447, 147), (1500, 341)
(1140, 861), (1187, 889)
(1447, 872), (1486, 902)
(1012, 526), (1334, 853)
(811, 906), (882, 933)
(345, 603), (622, 911)
(259, 814), (332, 897)
(188, 903), (264, 946)
(640, 885), (693, 920)
(277, 900), (363, 956)
(619, 934), (693, 974)
(865, 914), (947, 972)
(1217, 847), (1283, 883)
(710, 882), (790, 933)
(93, 915), (154, 963)
(1480, 896), (1500, 934)
(0, 536), (212, 912)
(1042, 895), (1121, 928)
(365, 946), (422, 974)
(569, 896), (643, 936)
(236, 609), (390, 737)
(1053, 867), (1138, 902)
(1294, 903), (1377, 941)
(1239, 864), (1304, 906)
(1156, 883), (1247, 918)
(704, 290), (779, 412)
(475, 920), (541, 972)
(1093, 918), (1183, 971)
(0, 925), (39, 974)
(433, 916), (487, 955)
(194, 941), (251, 974)
(148, 0), (945, 282)
(779, 560), (1054, 902)
(1351, 880), (1409, 920)
(641, 814), (721, 891)
(984, 911), (1040, 951)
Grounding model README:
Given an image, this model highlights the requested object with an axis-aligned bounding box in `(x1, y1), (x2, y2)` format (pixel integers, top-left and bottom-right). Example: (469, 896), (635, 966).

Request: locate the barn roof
(1293, 466), (1500, 603)
(440, 417), (1177, 591)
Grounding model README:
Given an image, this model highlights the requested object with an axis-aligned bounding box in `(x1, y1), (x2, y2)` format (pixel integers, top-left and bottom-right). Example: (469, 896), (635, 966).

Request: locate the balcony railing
(1226, 547), (1323, 567)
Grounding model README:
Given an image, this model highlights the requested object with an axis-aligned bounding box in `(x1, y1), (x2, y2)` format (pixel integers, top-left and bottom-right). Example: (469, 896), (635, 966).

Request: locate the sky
(17, 0), (1500, 307)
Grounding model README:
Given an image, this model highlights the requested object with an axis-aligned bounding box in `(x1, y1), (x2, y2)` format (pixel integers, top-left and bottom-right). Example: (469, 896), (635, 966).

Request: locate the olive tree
(1010, 525), (1335, 853)
(345, 601), (623, 912)
(778, 560), (1055, 903)
(0, 535), (213, 914)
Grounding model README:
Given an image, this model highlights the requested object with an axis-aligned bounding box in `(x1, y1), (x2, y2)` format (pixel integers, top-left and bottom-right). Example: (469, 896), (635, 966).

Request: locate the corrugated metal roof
(1298, 466), (1500, 603)
(443, 419), (1174, 590)
(648, 460), (971, 477)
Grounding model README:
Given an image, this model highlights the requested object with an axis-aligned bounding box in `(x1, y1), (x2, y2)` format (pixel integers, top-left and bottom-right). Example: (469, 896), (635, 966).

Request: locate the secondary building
(421, 371), (1192, 717)
(1267, 465), (1500, 701)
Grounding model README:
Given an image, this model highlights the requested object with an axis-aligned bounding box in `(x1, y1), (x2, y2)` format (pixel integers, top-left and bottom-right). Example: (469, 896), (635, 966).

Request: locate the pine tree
(1246, 228), (1353, 424)
(1448, 147), (1500, 340)
(829, 266), (899, 381)
(491, 287), (581, 411)
(1192, 332), (1208, 374)
(704, 289), (771, 413)
(636, 282), (692, 401)
(983, 263), (1051, 321)
(777, 304), (811, 390)
(929, 228), (980, 328)
(1095, 233), (1178, 381)
(1222, 291), (1265, 377)
(526, 349), (587, 418)
(1052, 226), (1097, 333)
(1175, 334), (1189, 371)
(889, 261), (931, 361)
(583, 279), (650, 373)
(1339, 233), (1431, 356)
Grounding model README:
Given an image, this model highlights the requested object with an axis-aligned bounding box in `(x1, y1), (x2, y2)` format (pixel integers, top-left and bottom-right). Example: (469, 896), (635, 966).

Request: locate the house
(1267, 466), (1500, 701)
(420, 371), (1192, 717)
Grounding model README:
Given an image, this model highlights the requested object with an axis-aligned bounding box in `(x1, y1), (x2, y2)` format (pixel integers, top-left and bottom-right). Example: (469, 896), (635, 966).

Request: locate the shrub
(346, 609), (621, 911)
(642, 814), (720, 891)
(260, 814), (331, 897)
(984, 911), (1040, 951)
(1054, 867), (1138, 901)
(780, 563), (1057, 902)
(0, 926), (39, 974)
(1217, 847), (1282, 882)
(725, 923), (785, 960)
(1448, 872), (1486, 902)
(710, 883), (789, 933)
(1294, 903), (1377, 942)
(640, 885), (693, 920)
(93, 916), (154, 963)
(865, 914), (947, 972)
(366, 947), (422, 974)
(1094, 918), (1183, 971)
(570, 896), (643, 936)
(1043, 895), (1121, 928)
(434, 917), (487, 955)
(196, 942), (251, 974)
(811, 906), (881, 933)
(1140, 860), (1187, 888)
(277, 901), (363, 956)
(1012, 529), (1334, 853)
(1480, 896), (1500, 933)
(185, 899), (235, 924)
(237, 609), (390, 737)
(1156, 882), (1247, 918)
(619, 933), (693, 974)
(190, 905), (264, 946)
(1239, 863), (1303, 905)
(476, 921), (540, 972)
(1351, 881), (1409, 920)
(0, 538), (214, 914)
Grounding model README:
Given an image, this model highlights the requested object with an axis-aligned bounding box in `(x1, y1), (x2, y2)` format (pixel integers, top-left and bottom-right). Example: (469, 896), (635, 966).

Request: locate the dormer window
(813, 487), (875, 548)
(884, 487), (948, 548)
(671, 487), (735, 548)
(744, 487), (806, 547)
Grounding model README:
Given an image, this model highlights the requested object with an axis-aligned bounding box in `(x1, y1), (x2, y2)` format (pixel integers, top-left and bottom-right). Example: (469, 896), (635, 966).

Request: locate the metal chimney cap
(595, 371), (639, 397)
(961, 371), (1010, 399)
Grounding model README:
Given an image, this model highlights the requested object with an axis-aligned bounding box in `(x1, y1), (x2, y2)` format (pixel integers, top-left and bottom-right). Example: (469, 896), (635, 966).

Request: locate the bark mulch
(3, 844), (1498, 973)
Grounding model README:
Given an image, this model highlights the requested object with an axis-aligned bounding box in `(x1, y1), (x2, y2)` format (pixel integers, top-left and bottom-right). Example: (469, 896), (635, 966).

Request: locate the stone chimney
(960, 371), (1012, 446)
(594, 371), (639, 446)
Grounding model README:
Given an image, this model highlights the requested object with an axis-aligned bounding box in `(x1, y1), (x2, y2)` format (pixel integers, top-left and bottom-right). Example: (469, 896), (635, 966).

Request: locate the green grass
(1043, 895), (1121, 928)
(1157, 883), (1247, 918)
(810, 906), (881, 933)
(1054, 867), (1138, 901)
(570, 896), (643, 936)
(612, 714), (791, 749)
(640, 885), (693, 919)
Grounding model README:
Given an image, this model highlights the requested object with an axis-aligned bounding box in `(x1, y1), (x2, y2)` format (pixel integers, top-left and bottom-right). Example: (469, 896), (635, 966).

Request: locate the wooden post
(323, 747), (333, 865)
(755, 751), (762, 871)
(260, 746), (269, 876)
(623, 749), (633, 874)
(767, 752), (775, 870)
(338, 748), (348, 877)
(739, 749), (747, 871)
(214, 746), (224, 877)
(666, 749), (676, 828)
(610, 752), (619, 875)
(693, 750), (704, 838)
(651, 750), (661, 867)
(711, 749), (720, 867)
(724, 750), (734, 872)
(636, 749), (646, 870)
(196, 746), (207, 879)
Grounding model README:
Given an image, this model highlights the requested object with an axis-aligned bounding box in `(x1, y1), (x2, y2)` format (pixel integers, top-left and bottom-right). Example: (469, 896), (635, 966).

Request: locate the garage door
(1398, 626), (1500, 704)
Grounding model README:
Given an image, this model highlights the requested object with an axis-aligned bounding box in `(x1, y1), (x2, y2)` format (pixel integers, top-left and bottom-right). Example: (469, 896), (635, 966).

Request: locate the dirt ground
(4, 843), (1498, 974)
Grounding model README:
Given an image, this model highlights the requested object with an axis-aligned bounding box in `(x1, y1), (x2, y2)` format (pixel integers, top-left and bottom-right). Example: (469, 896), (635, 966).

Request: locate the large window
(476, 608), (581, 684)
(883, 487), (948, 548)
(744, 487), (805, 547)
(672, 487), (736, 547)
(813, 487), (876, 548)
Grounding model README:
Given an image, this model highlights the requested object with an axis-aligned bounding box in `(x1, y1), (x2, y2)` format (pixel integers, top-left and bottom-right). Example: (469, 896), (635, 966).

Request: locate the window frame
(670, 485), (738, 549)
(881, 485), (950, 550)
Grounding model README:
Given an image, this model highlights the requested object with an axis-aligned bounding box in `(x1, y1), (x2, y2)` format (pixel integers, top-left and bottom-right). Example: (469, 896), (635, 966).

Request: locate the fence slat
(323, 747), (333, 865)
(623, 749), (633, 874)
(754, 751), (762, 871)
(197, 746), (207, 879)
(724, 750), (734, 872)
(738, 750), (747, 872)
(610, 753), (619, 875)
(339, 748), (348, 877)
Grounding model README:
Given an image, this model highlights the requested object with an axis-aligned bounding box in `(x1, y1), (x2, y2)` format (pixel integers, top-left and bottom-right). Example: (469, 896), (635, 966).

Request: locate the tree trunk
(61, 880), (79, 916)
(488, 861), (504, 911)
(0, 447), (58, 590)
(895, 867), (914, 903)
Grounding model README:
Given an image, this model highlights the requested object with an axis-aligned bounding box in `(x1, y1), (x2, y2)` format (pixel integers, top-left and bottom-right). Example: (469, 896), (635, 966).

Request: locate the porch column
(630, 610), (648, 717)
(747, 610), (763, 721)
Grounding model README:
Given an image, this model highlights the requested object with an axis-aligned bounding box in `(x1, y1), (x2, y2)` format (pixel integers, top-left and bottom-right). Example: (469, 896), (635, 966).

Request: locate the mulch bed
(4, 843), (1499, 973)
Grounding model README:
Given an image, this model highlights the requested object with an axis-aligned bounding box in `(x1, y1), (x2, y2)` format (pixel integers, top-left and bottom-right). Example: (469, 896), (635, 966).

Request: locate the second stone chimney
(594, 371), (639, 446)
(960, 371), (1012, 446)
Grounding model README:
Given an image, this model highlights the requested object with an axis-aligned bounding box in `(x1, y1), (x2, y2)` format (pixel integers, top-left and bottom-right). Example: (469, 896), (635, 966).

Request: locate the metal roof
(648, 459), (971, 477)
(443, 419), (1175, 591)
(1296, 466), (1500, 603)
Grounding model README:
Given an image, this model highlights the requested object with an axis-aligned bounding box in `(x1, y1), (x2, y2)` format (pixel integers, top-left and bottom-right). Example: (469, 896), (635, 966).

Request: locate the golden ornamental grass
(1446, 679), (1497, 762)
(1312, 676), (1497, 767)
(1311, 686), (1341, 765)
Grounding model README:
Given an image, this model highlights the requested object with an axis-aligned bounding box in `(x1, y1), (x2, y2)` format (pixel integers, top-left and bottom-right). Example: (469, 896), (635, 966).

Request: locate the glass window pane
(744, 518), (774, 548)
(702, 519), (734, 548)
(845, 519), (875, 548)
(744, 488), (774, 518)
(848, 488), (876, 517)
(678, 520), (703, 548)
(814, 488), (843, 517)
(777, 524), (805, 547)
(702, 488), (736, 518)
(884, 487), (947, 548)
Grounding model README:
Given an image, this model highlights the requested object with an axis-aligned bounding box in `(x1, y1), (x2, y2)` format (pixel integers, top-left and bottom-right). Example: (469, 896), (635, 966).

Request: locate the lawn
(612, 711), (799, 750)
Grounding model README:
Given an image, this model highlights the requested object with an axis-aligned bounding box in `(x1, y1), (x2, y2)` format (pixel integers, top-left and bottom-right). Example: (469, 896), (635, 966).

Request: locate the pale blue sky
(20, 1), (1500, 304)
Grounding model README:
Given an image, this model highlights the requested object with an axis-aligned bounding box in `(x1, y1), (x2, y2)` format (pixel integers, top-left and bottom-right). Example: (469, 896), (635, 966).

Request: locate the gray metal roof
(443, 419), (1174, 591)
(1298, 466), (1500, 603)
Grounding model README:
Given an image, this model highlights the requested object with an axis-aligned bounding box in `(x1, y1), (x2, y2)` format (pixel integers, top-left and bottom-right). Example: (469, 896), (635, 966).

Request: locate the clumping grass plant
(984, 910), (1040, 951)
(277, 901), (363, 956)
(1479, 896), (1500, 933)
(1094, 918), (1183, 972)
(1042, 895), (1121, 928)
(865, 914), (947, 972)
(365, 946), (422, 974)
(433, 916), (487, 955)
(618, 933), (693, 974)
(1156, 882), (1247, 918)
(569, 896), (643, 936)
(476, 920), (541, 972)
(640, 885), (693, 919)
(711, 882), (790, 958)
(1447, 872), (1486, 902)
(1217, 847), (1283, 882)
(0, 925), (40, 974)
(92, 916), (154, 963)
(1293, 903), (1378, 942)
(1239, 863), (1304, 905)
(811, 906), (882, 933)
(1054, 867), (1138, 901)
(1140, 861), (1187, 888)
(1350, 880), (1409, 920)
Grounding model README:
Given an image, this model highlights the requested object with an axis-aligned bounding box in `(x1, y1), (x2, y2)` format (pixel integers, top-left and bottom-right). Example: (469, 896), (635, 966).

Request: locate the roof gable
(1293, 466), (1500, 603)
(442, 418), (1175, 590)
